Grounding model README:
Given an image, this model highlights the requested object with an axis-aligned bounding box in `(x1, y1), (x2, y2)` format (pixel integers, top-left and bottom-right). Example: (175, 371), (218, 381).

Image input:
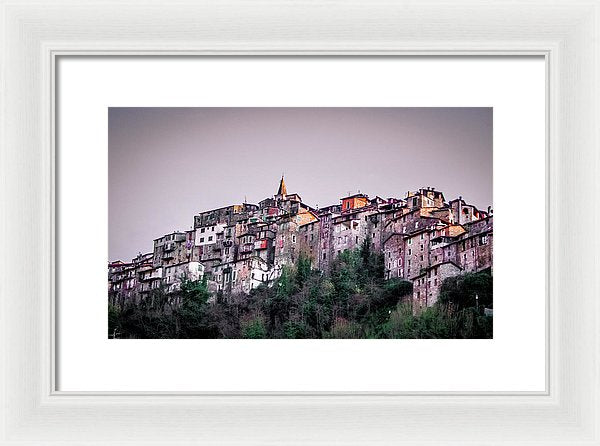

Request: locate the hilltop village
(109, 178), (493, 311)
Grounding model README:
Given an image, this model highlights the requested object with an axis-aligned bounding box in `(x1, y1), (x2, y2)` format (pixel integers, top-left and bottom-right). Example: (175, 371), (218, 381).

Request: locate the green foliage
(382, 303), (492, 339)
(383, 278), (413, 303)
(358, 237), (385, 286)
(283, 320), (310, 339)
(241, 315), (268, 339)
(326, 317), (363, 339)
(108, 303), (120, 338)
(110, 248), (492, 339)
(176, 278), (217, 338)
(329, 249), (361, 301)
(438, 270), (493, 310)
(295, 254), (312, 289)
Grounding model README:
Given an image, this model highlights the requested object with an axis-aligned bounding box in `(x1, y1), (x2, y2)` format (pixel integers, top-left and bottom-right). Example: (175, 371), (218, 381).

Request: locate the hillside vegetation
(109, 241), (493, 339)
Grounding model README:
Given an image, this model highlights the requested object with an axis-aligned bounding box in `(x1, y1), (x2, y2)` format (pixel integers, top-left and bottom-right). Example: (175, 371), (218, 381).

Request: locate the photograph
(108, 107), (493, 339)
(8, 0), (599, 442)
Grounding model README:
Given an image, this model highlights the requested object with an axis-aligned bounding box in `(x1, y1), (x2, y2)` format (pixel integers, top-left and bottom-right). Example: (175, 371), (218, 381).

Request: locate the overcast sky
(109, 107), (492, 261)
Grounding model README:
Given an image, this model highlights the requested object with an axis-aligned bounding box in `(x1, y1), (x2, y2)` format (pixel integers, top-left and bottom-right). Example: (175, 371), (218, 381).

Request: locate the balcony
(162, 251), (175, 260)
(136, 264), (153, 274)
(240, 243), (254, 254)
(140, 271), (162, 282)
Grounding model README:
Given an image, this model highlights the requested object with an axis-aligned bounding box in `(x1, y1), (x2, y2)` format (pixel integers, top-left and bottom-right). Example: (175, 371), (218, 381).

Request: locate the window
(355, 236), (359, 244)
(323, 253), (326, 260)
(408, 248), (412, 255)
(208, 236), (213, 242)
(420, 254), (424, 261)
(480, 235), (488, 245)
(408, 238), (412, 245)
(292, 235), (296, 243)
(201, 228), (205, 233)
(420, 244), (424, 251)
(420, 233), (424, 240)
(200, 237), (204, 243)
(415, 222), (419, 228)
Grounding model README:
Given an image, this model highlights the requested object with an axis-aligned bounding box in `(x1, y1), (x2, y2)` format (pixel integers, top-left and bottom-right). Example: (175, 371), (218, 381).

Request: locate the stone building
(109, 178), (493, 312)
(298, 219), (320, 267)
(412, 261), (463, 310)
(316, 204), (341, 271)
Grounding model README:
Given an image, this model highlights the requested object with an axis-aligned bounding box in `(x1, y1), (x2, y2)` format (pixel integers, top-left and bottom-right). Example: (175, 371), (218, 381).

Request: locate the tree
(327, 317), (363, 339)
(241, 314), (268, 339)
(358, 237), (385, 286)
(108, 303), (121, 338)
(176, 278), (216, 338)
(295, 253), (312, 289)
(438, 271), (493, 310)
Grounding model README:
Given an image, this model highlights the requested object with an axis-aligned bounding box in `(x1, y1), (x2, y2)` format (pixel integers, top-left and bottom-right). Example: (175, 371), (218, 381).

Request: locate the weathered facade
(109, 178), (493, 310)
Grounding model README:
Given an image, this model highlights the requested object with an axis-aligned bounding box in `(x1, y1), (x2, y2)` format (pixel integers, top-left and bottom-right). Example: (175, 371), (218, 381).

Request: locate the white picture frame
(1, 0), (598, 444)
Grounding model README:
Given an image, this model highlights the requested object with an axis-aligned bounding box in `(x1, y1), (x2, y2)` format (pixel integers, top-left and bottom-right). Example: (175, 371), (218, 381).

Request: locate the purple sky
(109, 107), (492, 261)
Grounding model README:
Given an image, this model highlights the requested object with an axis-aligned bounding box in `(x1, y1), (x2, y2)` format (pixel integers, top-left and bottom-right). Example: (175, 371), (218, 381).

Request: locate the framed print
(1, 1), (599, 445)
